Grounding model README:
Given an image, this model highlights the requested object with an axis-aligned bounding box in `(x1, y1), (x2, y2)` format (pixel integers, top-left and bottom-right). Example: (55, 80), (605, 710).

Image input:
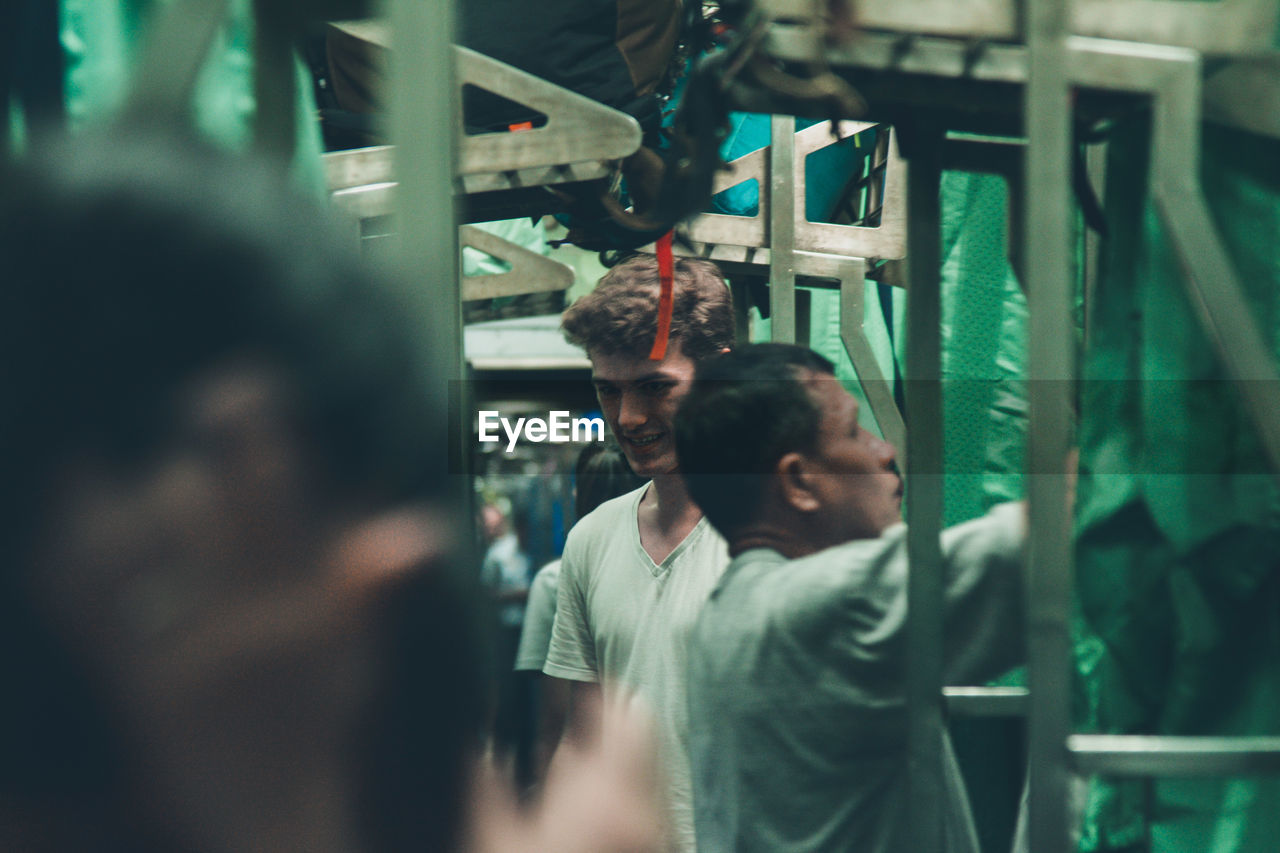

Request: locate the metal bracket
(670, 120), (907, 266)
(460, 225), (574, 301)
(455, 46), (642, 192)
(322, 42), (643, 219)
(812, 253), (909, 467)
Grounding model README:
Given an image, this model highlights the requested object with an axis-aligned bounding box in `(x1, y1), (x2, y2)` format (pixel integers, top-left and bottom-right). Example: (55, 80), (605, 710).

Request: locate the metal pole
(1025, 1), (1077, 852)
(387, 0), (463, 477)
(903, 126), (945, 853)
(251, 0), (297, 160)
(769, 114), (797, 342)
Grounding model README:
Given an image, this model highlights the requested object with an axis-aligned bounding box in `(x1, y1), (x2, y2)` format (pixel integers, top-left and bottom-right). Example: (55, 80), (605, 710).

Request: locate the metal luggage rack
(324, 45), (643, 217)
(720, 2), (1280, 850)
(323, 44), (642, 303)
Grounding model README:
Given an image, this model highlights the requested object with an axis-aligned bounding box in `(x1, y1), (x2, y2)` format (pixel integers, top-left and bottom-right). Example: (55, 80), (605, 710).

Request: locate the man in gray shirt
(674, 344), (1026, 853)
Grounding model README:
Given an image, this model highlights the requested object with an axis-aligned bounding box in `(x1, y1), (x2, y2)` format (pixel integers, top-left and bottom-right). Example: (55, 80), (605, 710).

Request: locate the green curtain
(1074, 114), (1280, 853)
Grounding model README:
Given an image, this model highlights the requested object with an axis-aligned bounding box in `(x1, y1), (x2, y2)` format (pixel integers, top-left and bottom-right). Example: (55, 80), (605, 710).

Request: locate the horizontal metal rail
(943, 686), (1030, 717)
(1070, 736), (1280, 777)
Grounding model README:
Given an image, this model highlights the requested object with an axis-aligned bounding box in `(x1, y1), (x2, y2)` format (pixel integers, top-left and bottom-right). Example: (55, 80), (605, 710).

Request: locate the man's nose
(878, 437), (899, 470)
(616, 390), (647, 430)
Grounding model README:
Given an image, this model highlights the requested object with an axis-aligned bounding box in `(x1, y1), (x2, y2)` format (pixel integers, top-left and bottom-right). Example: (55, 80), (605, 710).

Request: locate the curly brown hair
(561, 254), (735, 360)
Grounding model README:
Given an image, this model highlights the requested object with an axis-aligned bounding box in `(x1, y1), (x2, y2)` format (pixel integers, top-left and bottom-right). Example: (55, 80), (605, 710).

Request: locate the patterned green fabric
(1074, 116), (1280, 853)
(937, 171), (1028, 526)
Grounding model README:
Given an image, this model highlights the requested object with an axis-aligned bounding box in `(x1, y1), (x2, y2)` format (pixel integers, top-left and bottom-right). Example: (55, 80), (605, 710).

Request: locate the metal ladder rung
(943, 686), (1030, 717)
(1069, 735), (1280, 777)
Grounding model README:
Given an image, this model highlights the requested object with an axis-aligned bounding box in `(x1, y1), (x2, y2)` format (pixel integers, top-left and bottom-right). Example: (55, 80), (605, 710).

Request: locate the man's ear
(776, 452), (821, 513)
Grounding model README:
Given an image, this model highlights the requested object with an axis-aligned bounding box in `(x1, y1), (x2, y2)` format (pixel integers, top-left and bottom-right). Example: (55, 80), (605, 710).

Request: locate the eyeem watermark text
(478, 411), (605, 452)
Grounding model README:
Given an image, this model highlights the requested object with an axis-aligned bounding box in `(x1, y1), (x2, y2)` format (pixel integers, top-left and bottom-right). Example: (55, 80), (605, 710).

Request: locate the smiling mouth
(626, 434), (662, 448)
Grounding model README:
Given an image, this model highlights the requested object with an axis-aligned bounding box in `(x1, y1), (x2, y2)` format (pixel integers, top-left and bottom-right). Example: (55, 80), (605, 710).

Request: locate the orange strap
(649, 230), (675, 360)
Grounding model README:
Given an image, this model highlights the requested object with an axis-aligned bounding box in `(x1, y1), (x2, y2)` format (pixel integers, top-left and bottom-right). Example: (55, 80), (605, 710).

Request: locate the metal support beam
(459, 226), (574, 301)
(1025, 2), (1076, 853)
(1070, 735), (1280, 777)
(834, 255), (908, 469)
(903, 126), (945, 853)
(387, 0), (462, 478)
(769, 115), (798, 342)
(251, 0), (297, 159)
(944, 686), (1031, 718)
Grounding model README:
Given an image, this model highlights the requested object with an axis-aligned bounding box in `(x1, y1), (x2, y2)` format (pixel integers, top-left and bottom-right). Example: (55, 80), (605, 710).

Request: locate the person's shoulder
(531, 559), (562, 591)
(558, 483), (648, 577)
(800, 524), (909, 576)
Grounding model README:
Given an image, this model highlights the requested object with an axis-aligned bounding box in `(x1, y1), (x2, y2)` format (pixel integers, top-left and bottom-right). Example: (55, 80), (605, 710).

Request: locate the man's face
(801, 372), (903, 542)
(589, 343), (698, 479)
(27, 366), (436, 761)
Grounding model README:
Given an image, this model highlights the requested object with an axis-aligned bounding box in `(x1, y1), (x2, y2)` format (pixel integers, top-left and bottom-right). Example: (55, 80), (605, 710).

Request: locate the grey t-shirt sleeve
(514, 561), (560, 671)
(941, 500), (1028, 685)
(543, 539), (600, 682)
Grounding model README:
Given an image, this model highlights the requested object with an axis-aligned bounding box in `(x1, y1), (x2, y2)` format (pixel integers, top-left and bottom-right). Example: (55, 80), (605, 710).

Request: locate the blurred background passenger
(480, 498), (532, 774)
(514, 441), (644, 786)
(0, 131), (662, 853)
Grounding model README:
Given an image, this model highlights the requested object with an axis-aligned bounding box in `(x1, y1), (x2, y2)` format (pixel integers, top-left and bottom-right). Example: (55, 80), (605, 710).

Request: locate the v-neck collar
(629, 483), (710, 579)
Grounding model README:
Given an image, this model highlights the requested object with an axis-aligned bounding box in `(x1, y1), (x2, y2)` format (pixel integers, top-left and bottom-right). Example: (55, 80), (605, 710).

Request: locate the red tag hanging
(649, 230), (675, 360)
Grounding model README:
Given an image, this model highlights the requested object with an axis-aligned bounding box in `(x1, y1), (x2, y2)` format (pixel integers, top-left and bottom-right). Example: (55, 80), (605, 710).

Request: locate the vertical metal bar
(866, 130), (890, 225)
(1082, 141), (1107, 350)
(770, 114), (797, 343)
(1006, 171), (1027, 290)
(251, 0), (297, 160)
(904, 128), (945, 853)
(730, 277), (754, 344)
(1026, 0), (1077, 851)
(387, 0), (464, 477)
(796, 288), (812, 349)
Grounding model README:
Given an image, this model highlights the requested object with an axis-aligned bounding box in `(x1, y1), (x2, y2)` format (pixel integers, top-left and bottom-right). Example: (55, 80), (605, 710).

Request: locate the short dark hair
(675, 344), (836, 537)
(574, 440), (644, 520)
(561, 253), (734, 360)
(0, 133), (443, 553)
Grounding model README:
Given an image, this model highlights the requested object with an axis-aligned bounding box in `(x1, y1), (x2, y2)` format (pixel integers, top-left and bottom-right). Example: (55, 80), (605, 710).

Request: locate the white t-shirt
(514, 560), (561, 671)
(545, 484), (729, 853)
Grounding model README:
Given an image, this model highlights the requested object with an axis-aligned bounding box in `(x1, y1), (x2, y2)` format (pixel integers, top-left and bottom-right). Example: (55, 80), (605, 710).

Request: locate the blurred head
(0, 131), (484, 851)
(676, 344), (901, 556)
(562, 255), (733, 477)
(481, 502), (510, 542)
(573, 440), (644, 521)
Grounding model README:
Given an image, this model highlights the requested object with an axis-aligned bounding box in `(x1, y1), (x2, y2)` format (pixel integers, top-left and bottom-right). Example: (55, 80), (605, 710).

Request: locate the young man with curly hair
(545, 254), (735, 853)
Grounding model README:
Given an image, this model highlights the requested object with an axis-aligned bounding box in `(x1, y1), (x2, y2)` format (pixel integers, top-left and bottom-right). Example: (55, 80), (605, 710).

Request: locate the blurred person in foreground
(515, 441), (644, 784)
(675, 344), (1028, 853)
(0, 131), (662, 853)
